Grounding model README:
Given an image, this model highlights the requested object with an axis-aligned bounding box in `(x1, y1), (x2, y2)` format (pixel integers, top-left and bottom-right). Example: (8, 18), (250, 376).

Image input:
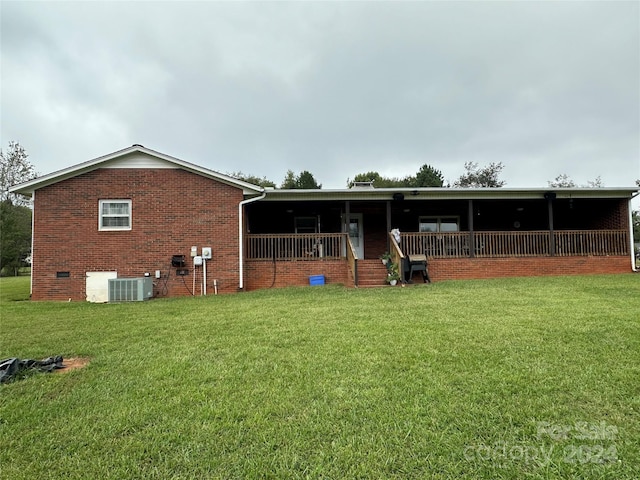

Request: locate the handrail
(389, 231), (406, 281)
(345, 236), (358, 286)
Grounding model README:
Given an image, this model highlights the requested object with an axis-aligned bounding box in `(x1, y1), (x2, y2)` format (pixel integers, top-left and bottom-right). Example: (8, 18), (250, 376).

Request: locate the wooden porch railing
(245, 233), (347, 260)
(245, 230), (629, 261)
(345, 236), (358, 285)
(554, 230), (629, 257)
(400, 230), (629, 258)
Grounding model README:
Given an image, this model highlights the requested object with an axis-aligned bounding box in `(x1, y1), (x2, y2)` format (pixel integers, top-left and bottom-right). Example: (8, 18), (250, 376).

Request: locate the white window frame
(99, 200), (132, 231)
(419, 216), (459, 233)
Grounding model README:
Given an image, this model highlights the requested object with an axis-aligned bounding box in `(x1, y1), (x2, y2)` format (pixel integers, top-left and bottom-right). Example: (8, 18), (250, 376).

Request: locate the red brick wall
(246, 255), (632, 290)
(32, 168), (243, 300)
(426, 256), (631, 282)
(244, 259), (352, 290)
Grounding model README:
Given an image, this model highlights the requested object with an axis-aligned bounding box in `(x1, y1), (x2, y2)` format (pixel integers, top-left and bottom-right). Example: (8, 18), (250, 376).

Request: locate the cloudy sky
(2, 1), (639, 190)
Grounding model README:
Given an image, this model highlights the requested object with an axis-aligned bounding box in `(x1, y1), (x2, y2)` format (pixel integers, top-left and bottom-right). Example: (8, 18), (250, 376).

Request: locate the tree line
(231, 161), (507, 189)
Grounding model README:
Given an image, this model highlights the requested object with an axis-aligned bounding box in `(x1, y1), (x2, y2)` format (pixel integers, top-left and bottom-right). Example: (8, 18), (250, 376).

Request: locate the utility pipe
(203, 258), (207, 295)
(238, 191), (267, 290)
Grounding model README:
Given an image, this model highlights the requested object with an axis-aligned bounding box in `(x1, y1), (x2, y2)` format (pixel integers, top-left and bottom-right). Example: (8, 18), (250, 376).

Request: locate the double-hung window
(419, 216), (459, 233)
(99, 200), (132, 231)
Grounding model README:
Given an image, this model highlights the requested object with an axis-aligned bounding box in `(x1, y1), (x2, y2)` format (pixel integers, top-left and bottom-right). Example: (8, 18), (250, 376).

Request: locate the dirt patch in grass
(55, 357), (91, 373)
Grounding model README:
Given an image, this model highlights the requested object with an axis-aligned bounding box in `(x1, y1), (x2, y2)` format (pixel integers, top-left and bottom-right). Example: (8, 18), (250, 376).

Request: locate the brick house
(10, 145), (638, 301)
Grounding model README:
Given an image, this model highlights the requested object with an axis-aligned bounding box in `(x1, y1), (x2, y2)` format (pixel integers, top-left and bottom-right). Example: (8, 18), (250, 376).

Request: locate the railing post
(386, 201), (392, 252)
(546, 192), (556, 256)
(468, 199), (475, 258)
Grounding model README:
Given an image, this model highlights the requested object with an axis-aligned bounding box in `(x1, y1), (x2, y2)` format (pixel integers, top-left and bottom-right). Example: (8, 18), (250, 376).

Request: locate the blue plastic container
(309, 275), (325, 286)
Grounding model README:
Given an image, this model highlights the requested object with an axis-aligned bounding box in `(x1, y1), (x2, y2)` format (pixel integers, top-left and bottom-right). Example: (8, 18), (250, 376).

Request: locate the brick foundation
(426, 256), (632, 282)
(243, 255), (632, 291)
(244, 259), (352, 290)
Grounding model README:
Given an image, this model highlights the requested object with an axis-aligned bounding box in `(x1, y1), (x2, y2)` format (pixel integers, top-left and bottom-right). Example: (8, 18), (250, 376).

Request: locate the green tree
(297, 171), (321, 189)
(1, 141), (36, 206)
(281, 170), (321, 189)
(228, 171), (276, 188)
(0, 200), (32, 275)
(1, 141), (37, 275)
(349, 171), (384, 187)
(348, 171), (413, 188)
(281, 170), (297, 189)
(454, 162), (506, 188)
(412, 164), (444, 187)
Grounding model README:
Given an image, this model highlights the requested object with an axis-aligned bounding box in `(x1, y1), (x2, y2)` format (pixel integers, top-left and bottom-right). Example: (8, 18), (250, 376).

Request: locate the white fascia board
(261, 187), (639, 202)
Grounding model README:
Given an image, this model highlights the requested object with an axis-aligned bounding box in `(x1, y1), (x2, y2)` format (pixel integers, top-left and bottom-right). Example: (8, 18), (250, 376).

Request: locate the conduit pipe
(238, 191), (267, 290)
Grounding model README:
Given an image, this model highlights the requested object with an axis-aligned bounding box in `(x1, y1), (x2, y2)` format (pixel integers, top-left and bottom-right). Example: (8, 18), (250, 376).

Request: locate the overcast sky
(2, 1), (639, 190)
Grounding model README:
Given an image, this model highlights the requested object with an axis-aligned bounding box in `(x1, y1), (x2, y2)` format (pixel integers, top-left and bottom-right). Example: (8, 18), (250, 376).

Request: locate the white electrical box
(190, 246), (198, 257)
(202, 247), (212, 259)
(193, 256), (203, 266)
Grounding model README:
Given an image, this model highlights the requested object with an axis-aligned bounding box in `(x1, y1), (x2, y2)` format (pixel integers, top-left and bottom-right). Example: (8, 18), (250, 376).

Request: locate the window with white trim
(99, 200), (132, 231)
(419, 216), (459, 233)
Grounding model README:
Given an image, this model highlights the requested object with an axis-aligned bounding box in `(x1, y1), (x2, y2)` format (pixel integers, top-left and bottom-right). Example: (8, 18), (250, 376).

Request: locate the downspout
(629, 195), (638, 272)
(238, 190), (267, 290)
(30, 190), (35, 297)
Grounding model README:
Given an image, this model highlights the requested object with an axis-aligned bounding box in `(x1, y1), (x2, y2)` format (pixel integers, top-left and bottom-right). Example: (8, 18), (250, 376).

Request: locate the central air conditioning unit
(108, 277), (154, 302)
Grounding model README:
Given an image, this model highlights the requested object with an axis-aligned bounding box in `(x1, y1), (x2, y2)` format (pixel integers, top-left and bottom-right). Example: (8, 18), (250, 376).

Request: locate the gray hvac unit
(108, 277), (154, 302)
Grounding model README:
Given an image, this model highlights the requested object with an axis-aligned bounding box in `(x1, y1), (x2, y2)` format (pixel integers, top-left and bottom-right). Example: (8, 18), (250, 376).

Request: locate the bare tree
(585, 175), (604, 188)
(453, 162), (505, 188)
(548, 174), (576, 188)
(548, 174), (604, 188)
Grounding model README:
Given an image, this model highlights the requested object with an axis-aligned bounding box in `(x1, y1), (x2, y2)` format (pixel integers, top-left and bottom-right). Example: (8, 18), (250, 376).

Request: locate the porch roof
(260, 186), (639, 202)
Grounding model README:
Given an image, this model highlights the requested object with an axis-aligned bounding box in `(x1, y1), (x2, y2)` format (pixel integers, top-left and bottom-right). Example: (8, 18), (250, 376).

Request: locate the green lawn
(1, 275), (639, 479)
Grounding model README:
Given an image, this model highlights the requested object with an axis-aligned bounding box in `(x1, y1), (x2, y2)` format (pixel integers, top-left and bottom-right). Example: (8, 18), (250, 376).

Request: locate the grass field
(1, 274), (639, 479)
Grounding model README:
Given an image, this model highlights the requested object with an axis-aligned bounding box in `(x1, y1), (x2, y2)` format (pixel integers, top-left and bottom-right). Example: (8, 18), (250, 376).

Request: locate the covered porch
(242, 188), (634, 288)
